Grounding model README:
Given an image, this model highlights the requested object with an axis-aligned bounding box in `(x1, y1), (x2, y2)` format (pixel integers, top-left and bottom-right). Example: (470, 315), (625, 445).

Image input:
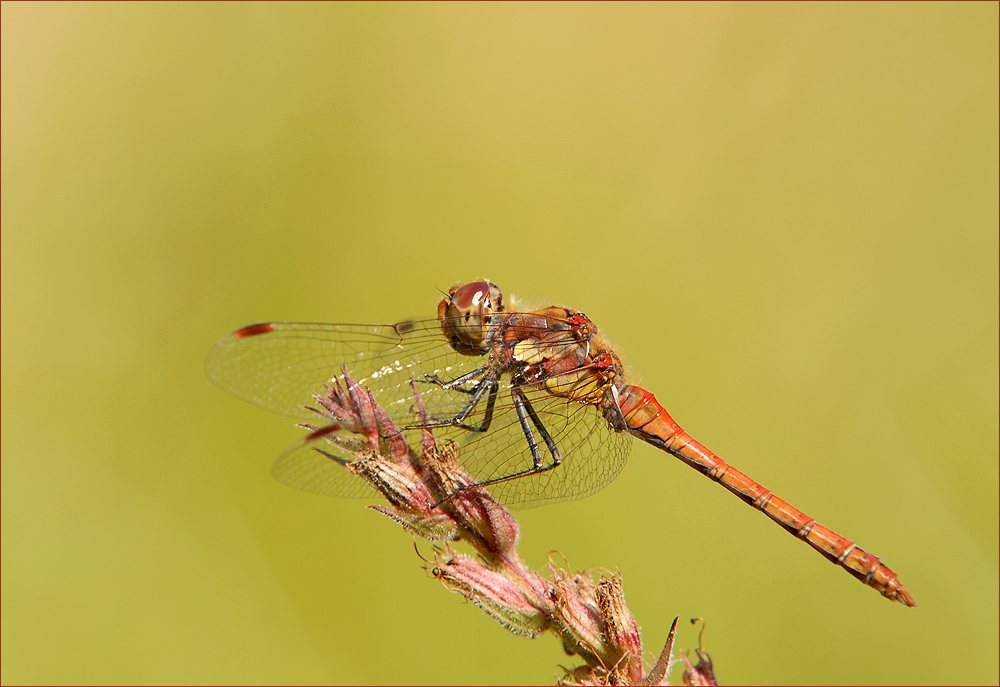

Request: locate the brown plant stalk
(300, 371), (715, 686)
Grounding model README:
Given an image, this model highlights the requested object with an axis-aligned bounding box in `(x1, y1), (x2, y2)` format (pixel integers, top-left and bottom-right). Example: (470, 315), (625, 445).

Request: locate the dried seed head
(596, 574), (643, 684)
(681, 650), (717, 687)
(346, 451), (437, 514)
(432, 551), (549, 638)
(294, 371), (688, 686)
(548, 567), (604, 666)
(367, 505), (460, 543)
(422, 441), (521, 557)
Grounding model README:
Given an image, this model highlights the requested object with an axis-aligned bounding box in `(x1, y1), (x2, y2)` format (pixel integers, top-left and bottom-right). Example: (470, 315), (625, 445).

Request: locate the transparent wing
(205, 319), (480, 424)
(453, 383), (633, 507)
(265, 373), (632, 508)
(207, 316), (632, 506)
(271, 427), (381, 499)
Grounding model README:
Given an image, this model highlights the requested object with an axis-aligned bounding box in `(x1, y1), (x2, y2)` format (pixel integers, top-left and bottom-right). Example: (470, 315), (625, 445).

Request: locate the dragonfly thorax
(438, 280), (505, 356)
(500, 306), (627, 409)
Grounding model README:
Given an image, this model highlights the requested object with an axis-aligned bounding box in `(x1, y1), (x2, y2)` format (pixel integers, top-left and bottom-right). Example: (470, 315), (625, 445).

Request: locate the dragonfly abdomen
(614, 384), (916, 606)
(612, 385), (721, 469)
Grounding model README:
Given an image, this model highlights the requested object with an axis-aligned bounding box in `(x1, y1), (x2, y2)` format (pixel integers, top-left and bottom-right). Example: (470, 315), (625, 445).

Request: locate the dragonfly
(206, 280), (915, 607)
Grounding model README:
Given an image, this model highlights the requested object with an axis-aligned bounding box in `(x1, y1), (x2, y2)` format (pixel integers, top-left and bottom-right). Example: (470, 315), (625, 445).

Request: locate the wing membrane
(207, 314), (632, 506)
(205, 319), (479, 423)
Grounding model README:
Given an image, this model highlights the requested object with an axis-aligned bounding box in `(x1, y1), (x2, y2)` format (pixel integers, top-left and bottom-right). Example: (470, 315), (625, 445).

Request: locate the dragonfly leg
(512, 387), (543, 468)
(433, 388), (563, 506)
(410, 362), (500, 430)
(406, 376), (500, 434)
(421, 362), (492, 392)
(516, 387), (561, 467)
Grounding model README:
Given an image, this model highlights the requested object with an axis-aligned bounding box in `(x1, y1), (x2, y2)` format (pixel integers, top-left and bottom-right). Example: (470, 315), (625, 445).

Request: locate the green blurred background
(3, 3), (997, 684)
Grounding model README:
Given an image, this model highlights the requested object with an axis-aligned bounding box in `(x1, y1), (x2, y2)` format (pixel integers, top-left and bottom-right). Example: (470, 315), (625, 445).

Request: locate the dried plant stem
(304, 373), (714, 685)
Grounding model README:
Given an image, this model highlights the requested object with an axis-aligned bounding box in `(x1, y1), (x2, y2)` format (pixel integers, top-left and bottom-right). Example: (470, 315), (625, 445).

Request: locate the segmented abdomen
(613, 384), (916, 607)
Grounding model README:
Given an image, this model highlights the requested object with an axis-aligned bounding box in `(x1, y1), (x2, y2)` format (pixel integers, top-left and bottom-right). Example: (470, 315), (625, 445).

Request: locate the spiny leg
(520, 387), (561, 462)
(434, 387), (563, 505)
(407, 376), (500, 434)
(421, 362), (492, 392)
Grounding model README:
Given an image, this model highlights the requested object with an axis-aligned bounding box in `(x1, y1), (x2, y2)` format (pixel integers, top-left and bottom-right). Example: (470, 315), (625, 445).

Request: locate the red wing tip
(305, 424), (343, 441)
(234, 323), (275, 338)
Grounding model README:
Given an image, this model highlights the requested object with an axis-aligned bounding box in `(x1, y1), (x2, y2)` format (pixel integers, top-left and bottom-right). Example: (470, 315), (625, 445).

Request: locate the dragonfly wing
(446, 382), (633, 507)
(207, 315), (631, 506)
(267, 384), (632, 505)
(270, 426), (379, 499)
(205, 320), (481, 424)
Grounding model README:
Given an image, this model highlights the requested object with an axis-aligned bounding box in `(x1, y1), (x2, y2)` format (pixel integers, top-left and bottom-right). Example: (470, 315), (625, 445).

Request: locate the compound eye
(438, 281), (504, 356)
(449, 281), (494, 316)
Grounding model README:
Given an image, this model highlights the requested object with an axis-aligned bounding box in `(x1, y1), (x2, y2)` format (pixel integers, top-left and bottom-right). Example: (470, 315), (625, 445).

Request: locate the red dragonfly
(206, 280), (915, 607)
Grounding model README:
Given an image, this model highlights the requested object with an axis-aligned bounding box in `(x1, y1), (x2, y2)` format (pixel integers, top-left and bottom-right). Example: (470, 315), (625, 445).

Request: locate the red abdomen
(613, 384), (916, 606)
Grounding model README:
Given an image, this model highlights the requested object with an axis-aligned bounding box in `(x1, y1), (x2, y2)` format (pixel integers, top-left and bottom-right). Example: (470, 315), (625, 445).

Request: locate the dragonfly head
(438, 280), (504, 356)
